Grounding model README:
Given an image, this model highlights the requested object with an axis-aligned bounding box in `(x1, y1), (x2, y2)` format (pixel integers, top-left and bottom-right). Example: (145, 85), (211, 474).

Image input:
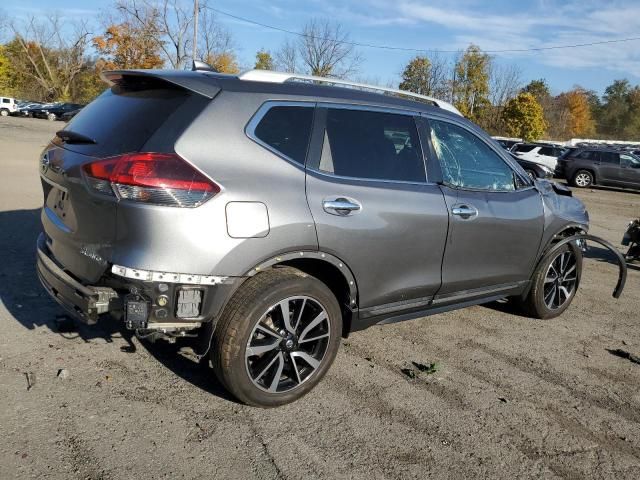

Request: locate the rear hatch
(40, 74), (215, 283)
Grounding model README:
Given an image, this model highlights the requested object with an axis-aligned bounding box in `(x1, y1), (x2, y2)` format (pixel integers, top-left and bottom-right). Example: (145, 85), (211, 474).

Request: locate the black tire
(211, 267), (342, 407)
(519, 244), (582, 319)
(525, 169), (537, 180)
(572, 170), (593, 188)
(0, 109), (8, 117)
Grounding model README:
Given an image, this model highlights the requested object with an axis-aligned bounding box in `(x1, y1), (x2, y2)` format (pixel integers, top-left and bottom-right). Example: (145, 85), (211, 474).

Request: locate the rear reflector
(82, 152), (219, 207)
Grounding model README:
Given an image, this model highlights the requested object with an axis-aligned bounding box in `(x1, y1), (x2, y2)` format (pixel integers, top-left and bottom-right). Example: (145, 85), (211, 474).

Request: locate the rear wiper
(56, 130), (96, 145)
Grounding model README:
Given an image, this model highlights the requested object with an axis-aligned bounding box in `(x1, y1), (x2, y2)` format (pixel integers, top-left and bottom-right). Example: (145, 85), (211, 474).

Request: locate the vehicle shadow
(0, 207), (235, 402)
(584, 244), (639, 271)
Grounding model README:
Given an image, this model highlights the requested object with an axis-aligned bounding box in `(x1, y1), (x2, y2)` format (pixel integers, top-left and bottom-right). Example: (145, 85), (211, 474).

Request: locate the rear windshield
(60, 84), (191, 157)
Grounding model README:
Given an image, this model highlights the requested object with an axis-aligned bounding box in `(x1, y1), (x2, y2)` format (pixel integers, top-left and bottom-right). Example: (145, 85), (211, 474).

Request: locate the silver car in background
(37, 67), (592, 407)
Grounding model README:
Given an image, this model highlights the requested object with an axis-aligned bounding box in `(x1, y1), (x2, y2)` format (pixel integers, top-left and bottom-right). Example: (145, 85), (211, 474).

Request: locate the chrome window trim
(306, 166), (436, 187)
(316, 101), (420, 117)
(245, 100), (317, 168)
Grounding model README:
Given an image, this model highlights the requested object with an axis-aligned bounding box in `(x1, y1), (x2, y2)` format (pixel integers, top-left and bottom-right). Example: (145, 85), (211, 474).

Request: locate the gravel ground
(1, 116), (639, 479)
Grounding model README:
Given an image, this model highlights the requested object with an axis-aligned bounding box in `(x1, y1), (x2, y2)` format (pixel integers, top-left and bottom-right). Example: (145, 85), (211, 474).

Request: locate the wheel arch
(246, 251), (359, 337)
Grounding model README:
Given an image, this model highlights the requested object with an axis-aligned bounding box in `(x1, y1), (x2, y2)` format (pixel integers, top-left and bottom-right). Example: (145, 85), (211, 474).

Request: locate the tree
(502, 92), (547, 141)
(561, 88), (596, 137)
(484, 63), (522, 133)
(399, 54), (449, 98)
(522, 79), (551, 103)
(452, 45), (491, 123)
(275, 38), (298, 73)
(600, 79), (631, 137)
(254, 50), (274, 70)
(206, 51), (239, 73)
(276, 19), (362, 78)
(8, 15), (91, 101)
(114, 0), (237, 71)
(198, 6), (236, 71)
(0, 44), (17, 95)
(93, 22), (164, 70)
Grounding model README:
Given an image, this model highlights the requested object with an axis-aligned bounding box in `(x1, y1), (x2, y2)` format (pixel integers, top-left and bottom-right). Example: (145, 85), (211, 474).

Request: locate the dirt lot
(1, 115), (639, 479)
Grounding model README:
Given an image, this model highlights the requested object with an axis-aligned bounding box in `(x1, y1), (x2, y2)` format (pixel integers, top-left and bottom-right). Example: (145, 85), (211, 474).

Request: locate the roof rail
(238, 69), (462, 116)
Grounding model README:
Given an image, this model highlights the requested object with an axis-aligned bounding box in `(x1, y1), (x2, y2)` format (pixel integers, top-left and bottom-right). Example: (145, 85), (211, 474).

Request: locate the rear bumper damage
(36, 233), (243, 332)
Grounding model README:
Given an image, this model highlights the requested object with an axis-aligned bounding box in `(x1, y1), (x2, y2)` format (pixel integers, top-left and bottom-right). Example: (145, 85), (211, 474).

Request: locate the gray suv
(37, 68), (590, 407)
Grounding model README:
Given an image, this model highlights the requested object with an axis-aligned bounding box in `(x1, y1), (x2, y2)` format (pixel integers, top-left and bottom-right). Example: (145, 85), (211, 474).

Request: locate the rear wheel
(525, 169), (536, 180)
(572, 170), (593, 188)
(47, 113), (57, 121)
(211, 267), (342, 407)
(519, 244), (582, 319)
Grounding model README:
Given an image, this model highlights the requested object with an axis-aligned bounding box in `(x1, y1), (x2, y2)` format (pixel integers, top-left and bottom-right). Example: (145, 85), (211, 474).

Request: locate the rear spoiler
(101, 69), (221, 99)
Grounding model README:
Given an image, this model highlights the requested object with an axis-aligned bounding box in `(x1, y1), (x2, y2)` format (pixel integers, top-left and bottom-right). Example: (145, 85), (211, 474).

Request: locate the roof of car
(102, 68), (462, 120)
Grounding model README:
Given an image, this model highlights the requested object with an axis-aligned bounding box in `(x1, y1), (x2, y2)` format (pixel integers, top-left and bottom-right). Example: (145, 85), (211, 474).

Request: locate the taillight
(82, 153), (219, 207)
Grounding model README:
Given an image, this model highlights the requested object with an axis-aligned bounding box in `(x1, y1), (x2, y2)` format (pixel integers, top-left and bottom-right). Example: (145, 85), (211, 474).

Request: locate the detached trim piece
(111, 264), (231, 286)
(547, 234), (627, 298)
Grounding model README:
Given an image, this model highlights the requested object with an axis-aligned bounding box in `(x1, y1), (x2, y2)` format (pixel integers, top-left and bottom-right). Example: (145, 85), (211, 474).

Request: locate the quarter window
(621, 154), (640, 167)
(254, 106), (314, 165)
(319, 108), (425, 182)
(429, 119), (515, 191)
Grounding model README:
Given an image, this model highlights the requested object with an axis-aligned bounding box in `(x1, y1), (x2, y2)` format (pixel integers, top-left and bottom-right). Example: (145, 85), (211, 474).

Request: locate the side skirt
(351, 281), (529, 332)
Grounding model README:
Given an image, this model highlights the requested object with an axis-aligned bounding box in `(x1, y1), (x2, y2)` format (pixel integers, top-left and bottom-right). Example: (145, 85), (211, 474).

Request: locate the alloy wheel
(543, 250), (578, 310)
(575, 173), (591, 187)
(245, 296), (330, 393)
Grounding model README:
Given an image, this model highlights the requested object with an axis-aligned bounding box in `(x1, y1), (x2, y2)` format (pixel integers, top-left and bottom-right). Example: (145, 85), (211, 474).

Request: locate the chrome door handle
(323, 198), (361, 216)
(452, 205), (478, 219)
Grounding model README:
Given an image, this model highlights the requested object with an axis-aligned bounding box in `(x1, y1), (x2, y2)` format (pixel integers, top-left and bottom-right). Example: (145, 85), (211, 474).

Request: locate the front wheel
(0, 109), (8, 117)
(211, 267), (342, 407)
(519, 244), (582, 319)
(47, 113), (57, 121)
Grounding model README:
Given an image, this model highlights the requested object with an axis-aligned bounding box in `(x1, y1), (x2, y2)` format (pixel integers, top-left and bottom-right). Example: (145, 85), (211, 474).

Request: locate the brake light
(82, 153), (219, 207)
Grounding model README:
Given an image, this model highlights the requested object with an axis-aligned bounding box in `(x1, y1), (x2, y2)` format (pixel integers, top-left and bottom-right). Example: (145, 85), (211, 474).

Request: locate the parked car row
(555, 147), (640, 190)
(0, 97), (84, 121)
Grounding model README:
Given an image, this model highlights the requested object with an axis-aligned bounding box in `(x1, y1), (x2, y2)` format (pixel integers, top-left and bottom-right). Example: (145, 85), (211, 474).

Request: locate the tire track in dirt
(339, 331), (637, 477)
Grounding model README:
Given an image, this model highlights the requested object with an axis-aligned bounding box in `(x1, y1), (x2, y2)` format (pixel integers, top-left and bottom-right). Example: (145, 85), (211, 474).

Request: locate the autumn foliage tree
(561, 88), (596, 137)
(254, 50), (274, 70)
(452, 45), (491, 123)
(93, 22), (164, 70)
(502, 92), (546, 141)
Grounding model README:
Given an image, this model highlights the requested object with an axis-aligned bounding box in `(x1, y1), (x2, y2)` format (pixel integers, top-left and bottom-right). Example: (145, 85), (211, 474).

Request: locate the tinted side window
(254, 106), (314, 165)
(577, 150), (597, 160)
(514, 144), (536, 153)
(319, 108), (425, 182)
(429, 119), (515, 191)
(538, 146), (553, 156)
(599, 151), (619, 164)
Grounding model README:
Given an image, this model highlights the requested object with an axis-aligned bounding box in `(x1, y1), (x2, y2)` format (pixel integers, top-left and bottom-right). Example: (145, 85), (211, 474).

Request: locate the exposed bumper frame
(36, 234), (117, 324)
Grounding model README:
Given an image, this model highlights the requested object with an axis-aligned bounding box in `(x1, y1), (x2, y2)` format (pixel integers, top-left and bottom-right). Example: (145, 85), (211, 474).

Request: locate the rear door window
(318, 108), (425, 182)
(253, 105), (314, 165)
(599, 151), (620, 164)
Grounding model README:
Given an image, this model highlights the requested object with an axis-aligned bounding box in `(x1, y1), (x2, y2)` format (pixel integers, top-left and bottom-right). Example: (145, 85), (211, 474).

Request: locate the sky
(4, 0), (640, 96)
